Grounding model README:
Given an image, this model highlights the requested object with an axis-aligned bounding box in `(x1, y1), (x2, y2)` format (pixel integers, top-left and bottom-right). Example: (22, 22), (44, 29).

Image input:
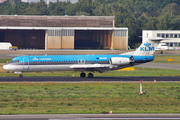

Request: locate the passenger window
(170, 43), (173, 47)
(174, 34), (178, 38)
(170, 34), (173, 38)
(157, 34), (161, 37)
(166, 34), (169, 38)
(162, 34), (165, 38)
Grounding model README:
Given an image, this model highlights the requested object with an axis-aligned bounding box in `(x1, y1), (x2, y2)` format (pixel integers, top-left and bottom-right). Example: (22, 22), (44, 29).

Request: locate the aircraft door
(23, 57), (29, 70)
(78, 58), (85, 64)
(81, 58), (85, 64)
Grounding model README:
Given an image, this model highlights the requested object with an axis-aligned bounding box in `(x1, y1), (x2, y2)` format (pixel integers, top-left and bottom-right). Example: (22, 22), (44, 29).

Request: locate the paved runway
(0, 114), (180, 120)
(0, 76), (179, 82)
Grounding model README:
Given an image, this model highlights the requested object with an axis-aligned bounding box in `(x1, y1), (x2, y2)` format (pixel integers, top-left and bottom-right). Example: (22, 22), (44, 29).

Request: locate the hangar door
(113, 30), (128, 50)
(46, 28), (128, 50)
(0, 29), (45, 49)
(74, 30), (112, 50)
(47, 29), (74, 49)
(0, 32), (5, 42)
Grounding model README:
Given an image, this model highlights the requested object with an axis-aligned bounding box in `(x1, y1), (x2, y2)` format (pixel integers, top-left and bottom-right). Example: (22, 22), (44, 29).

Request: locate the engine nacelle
(110, 57), (130, 65)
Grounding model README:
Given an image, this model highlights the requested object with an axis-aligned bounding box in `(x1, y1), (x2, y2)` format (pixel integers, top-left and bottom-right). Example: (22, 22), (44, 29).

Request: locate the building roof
(0, 26), (128, 31)
(0, 15), (115, 27)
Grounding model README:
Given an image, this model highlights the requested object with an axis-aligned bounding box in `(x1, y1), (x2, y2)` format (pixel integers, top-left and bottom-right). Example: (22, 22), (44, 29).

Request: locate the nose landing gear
(19, 74), (23, 78)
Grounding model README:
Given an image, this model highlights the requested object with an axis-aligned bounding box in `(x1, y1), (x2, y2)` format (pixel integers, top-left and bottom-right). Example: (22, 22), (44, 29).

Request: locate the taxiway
(0, 76), (179, 82)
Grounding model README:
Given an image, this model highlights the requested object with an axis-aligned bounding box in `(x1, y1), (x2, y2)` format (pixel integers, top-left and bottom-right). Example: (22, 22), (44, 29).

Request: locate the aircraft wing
(70, 64), (111, 73)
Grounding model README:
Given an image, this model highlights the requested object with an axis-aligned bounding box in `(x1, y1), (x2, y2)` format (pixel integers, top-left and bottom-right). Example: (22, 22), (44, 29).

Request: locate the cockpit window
(10, 60), (20, 63)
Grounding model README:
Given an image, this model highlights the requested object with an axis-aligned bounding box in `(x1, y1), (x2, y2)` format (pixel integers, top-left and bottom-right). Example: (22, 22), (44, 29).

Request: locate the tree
(123, 18), (141, 48)
(115, 4), (128, 26)
(15, 2), (29, 15)
(170, 16), (180, 30)
(144, 17), (158, 30)
(48, 2), (67, 15)
(76, 0), (92, 15)
(162, 3), (179, 17)
(0, 1), (12, 15)
(156, 13), (171, 30)
(65, 3), (76, 15)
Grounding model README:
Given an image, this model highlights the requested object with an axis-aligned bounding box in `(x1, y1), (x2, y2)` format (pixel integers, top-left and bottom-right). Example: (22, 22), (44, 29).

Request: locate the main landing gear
(80, 72), (94, 78)
(88, 73), (93, 78)
(80, 72), (86, 77)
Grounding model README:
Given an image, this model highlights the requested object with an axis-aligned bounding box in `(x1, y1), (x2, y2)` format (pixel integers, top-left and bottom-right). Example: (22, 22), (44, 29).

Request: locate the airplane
(3, 37), (163, 78)
(156, 42), (168, 54)
(156, 42), (168, 50)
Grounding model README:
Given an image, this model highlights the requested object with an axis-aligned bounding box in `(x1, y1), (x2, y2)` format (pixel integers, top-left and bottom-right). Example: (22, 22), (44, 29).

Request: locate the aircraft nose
(3, 64), (10, 71)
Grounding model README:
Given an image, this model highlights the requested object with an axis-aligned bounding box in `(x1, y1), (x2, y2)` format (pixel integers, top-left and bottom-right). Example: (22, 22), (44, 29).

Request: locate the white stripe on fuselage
(7, 64), (112, 72)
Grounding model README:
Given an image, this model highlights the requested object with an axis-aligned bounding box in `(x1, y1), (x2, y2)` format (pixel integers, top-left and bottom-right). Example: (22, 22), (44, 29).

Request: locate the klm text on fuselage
(140, 47), (155, 51)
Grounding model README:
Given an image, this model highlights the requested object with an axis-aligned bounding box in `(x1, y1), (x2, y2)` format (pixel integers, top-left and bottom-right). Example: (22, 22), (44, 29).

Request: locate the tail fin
(133, 37), (164, 56)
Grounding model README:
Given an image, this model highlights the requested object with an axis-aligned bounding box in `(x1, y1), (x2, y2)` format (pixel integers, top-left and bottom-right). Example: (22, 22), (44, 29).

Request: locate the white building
(143, 30), (180, 50)
(21, 0), (28, 2)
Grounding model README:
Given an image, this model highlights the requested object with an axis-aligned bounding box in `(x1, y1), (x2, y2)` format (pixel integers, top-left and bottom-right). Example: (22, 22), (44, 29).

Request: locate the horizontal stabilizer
(148, 37), (164, 41)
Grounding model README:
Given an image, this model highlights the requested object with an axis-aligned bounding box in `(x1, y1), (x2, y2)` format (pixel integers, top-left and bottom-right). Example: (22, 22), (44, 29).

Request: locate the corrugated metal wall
(113, 30), (128, 50)
(47, 29), (74, 49)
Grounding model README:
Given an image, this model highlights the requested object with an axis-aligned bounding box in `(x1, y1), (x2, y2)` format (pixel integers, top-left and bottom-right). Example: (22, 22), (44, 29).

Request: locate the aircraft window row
(10, 60), (20, 63)
(157, 33), (180, 38)
(166, 42), (180, 47)
(31, 60), (108, 63)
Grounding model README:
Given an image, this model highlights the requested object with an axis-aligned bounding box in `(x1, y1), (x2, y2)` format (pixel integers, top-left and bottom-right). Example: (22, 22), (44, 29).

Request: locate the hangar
(0, 15), (128, 50)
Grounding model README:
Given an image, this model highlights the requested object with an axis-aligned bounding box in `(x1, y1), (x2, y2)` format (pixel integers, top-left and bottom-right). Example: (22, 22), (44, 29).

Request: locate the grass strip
(0, 59), (11, 63)
(152, 55), (180, 64)
(0, 82), (179, 114)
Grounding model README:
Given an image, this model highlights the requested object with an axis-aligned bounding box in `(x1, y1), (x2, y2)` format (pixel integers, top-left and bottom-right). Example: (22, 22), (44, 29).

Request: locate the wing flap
(70, 64), (106, 68)
(70, 64), (111, 73)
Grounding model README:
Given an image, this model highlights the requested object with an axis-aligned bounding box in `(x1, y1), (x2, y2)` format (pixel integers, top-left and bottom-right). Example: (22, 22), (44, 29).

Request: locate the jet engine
(110, 56), (134, 66)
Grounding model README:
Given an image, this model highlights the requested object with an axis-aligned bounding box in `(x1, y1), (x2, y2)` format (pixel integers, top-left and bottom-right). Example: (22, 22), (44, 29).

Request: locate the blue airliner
(3, 37), (163, 78)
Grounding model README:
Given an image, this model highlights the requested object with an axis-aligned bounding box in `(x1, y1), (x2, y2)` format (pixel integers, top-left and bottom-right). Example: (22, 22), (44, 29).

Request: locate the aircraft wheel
(88, 73), (93, 78)
(19, 74), (23, 78)
(130, 62), (134, 66)
(80, 73), (86, 77)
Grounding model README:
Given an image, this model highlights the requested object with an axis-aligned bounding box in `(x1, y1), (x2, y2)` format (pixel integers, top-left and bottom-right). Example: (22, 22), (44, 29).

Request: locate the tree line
(0, 0), (180, 48)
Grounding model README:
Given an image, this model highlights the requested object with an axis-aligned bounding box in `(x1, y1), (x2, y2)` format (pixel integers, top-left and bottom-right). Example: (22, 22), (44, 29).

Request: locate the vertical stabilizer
(133, 37), (164, 56)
